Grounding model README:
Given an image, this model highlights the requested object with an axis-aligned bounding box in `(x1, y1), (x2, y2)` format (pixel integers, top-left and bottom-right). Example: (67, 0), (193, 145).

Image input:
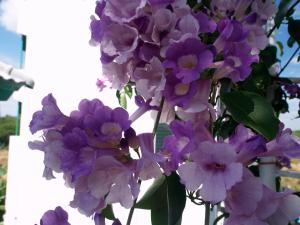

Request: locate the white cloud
(290, 56), (300, 65)
(0, 0), (21, 32)
(280, 99), (300, 131)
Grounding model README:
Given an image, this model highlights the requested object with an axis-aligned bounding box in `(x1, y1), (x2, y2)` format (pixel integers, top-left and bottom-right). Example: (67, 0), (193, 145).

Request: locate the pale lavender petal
(178, 162), (202, 191)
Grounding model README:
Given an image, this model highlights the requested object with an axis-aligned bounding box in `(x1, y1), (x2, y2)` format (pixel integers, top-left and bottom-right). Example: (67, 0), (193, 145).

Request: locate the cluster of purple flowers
(31, 0), (300, 225)
(90, 0), (274, 116)
(29, 94), (162, 217)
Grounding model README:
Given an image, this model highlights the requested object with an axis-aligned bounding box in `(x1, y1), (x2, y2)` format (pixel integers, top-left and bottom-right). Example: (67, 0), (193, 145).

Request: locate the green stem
(213, 213), (228, 225)
(278, 46), (300, 76)
(204, 202), (211, 225)
(126, 98), (165, 225)
(152, 97), (165, 135)
(126, 180), (141, 225)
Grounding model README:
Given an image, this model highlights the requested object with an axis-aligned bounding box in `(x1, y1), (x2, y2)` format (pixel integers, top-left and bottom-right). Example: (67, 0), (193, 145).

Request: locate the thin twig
(126, 180), (141, 225)
(267, 0), (300, 38)
(126, 98), (165, 225)
(278, 46), (300, 76)
(204, 202), (211, 225)
(152, 97), (165, 135)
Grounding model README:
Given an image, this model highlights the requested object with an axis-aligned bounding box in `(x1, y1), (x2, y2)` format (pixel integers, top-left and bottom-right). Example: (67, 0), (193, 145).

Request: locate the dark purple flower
(90, 15), (112, 44)
(214, 19), (248, 52)
(284, 84), (299, 96)
(29, 94), (68, 134)
(164, 37), (214, 83)
(94, 213), (105, 225)
(159, 121), (192, 171)
(193, 12), (217, 33)
(39, 206), (70, 225)
(214, 42), (259, 82)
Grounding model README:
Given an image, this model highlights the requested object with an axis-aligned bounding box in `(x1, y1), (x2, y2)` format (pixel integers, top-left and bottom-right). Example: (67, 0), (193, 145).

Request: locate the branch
(267, 0), (300, 38)
(278, 46), (300, 76)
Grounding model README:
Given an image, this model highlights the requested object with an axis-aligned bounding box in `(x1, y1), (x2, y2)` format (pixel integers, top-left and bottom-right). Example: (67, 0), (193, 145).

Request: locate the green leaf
(275, 0), (295, 28)
(187, 0), (197, 8)
(288, 18), (300, 45)
(124, 85), (133, 99)
(287, 36), (296, 48)
(240, 63), (272, 96)
(221, 91), (280, 140)
(259, 46), (278, 68)
(102, 205), (115, 220)
(136, 173), (186, 225)
(276, 41), (284, 56)
(135, 176), (166, 209)
(155, 123), (172, 151)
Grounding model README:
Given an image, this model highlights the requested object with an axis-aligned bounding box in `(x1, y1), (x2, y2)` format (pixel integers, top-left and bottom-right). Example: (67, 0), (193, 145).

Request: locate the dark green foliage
(136, 173), (186, 225)
(288, 18), (300, 46)
(102, 205), (115, 220)
(275, 0), (296, 28)
(0, 116), (16, 148)
(259, 46), (278, 68)
(240, 63), (272, 96)
(155, 123), (172, 151)
(221, 91), (280, 140)
(0, 166), (6, 223)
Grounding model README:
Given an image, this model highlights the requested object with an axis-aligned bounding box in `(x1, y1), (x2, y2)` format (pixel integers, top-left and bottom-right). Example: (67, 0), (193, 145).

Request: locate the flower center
(206, 163), (226, 171)
(101, 122), (122, 136)
(174, 83), (190, 96)
(177, 54), (198, 69)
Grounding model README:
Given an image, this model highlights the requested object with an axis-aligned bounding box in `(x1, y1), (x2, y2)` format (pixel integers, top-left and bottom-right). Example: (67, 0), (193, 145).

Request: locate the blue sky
(0, 24), (22, 68)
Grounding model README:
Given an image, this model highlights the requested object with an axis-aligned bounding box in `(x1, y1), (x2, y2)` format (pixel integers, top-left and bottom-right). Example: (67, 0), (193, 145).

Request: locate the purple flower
(193, 12), (217, 33)
(151, 8), (176, 43)
(266, 194), (300, 225)
(252, 0), (277, 23)
(228, 124), (266, 163)
(39, 206), (70, 225)
(29, 94), (68, 134)
(214, 19), (248, 52)
(214, 42), (259, 82)
(101, 23), (138, 63)
(225, 170), (263, 216)
(265, 124), (300, 159)
(164, 37), (214, 83)
(284, 84), (299, 96)
(148, 0), (174, 6)
(178, 141), (243, 203)
(163, 75), (198, 107)
(100, 61), (132, 90)
(177, 14), (199, 35)
(137, 133), (163, 180)
(29, 130), (65, 179)
(103, 0), (147, 23)
(225, 184), (300, 225)
(134, 57), (166, 101)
